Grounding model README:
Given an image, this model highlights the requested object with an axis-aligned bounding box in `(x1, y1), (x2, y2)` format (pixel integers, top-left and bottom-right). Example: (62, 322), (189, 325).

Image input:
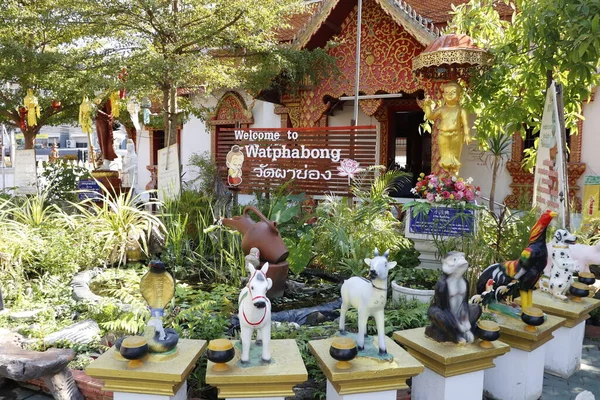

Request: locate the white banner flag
(532, 82), (567, 227)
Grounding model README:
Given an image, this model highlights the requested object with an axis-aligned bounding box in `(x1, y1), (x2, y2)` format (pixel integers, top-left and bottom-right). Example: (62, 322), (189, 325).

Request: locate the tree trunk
(163, 84), (170, 138)
(23, 126), (40, 150)
(168, 85), (177, 146)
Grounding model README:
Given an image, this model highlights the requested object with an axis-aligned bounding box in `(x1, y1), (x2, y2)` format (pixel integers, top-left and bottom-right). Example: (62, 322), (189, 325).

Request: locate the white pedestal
(544, 320), (586, 378)
(326, 381), (396, 400)
(114, 381), (187, 400)
(484, 344), (546, 400)
(227, 397), (283, 400)
(412, 367), (484, 400)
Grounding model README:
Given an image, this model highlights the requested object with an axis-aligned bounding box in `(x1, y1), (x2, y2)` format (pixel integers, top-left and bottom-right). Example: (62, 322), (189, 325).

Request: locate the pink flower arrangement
(410, 173), (480, 203)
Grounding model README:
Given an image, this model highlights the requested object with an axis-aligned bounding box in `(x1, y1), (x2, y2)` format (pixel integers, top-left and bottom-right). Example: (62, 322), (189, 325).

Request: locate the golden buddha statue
(424, 82), (472, 176)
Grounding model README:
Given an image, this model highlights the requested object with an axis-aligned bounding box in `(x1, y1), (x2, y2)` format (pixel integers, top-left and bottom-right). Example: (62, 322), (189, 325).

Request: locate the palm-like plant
(314, 167), (413, 276)
(481, 133), (512, 212)
(70, 184), (165, 266)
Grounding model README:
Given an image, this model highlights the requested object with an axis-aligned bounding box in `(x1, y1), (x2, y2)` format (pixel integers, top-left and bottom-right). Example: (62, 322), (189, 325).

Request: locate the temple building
(135, 0), (599, 221)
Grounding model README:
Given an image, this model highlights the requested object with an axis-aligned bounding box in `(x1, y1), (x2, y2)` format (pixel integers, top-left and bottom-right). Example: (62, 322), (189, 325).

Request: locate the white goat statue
(238, 251), (272, 364)
(339, 249), (397, 355)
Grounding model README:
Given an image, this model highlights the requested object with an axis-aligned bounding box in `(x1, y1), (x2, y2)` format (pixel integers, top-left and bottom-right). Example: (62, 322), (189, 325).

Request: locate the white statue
(238, 248), (272, 364)
(541, 229), (579, 300)
(122, 139), (138, 189)
(127, 97), (141, 132)
(339, 249), (396, 355)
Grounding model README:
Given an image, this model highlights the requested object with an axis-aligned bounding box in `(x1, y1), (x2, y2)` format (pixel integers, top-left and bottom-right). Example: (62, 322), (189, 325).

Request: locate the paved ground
(541, 339), (600, 400)
(1, 339), (600, 399)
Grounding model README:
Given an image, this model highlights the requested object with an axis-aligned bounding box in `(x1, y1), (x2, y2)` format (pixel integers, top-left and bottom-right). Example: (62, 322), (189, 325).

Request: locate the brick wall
(26, 369), (113, 400)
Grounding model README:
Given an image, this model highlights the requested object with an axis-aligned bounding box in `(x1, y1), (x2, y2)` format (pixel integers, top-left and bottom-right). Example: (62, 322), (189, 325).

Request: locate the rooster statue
(470, 279), (498, 312)
(476, 210), (557, 310)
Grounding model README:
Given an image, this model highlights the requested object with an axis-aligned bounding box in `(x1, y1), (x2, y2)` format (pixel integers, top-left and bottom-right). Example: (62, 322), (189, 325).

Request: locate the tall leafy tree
(0, 0), (116, 149)
(83, 0), (333, 146)
(449, 0), (600, 170)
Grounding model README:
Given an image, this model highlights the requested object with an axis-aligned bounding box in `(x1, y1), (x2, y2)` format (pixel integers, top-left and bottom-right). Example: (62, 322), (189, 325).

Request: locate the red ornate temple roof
(279, 0), (513, 43)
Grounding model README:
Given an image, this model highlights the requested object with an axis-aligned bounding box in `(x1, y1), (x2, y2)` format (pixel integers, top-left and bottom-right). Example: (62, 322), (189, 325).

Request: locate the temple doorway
(388, 109), (430, 197)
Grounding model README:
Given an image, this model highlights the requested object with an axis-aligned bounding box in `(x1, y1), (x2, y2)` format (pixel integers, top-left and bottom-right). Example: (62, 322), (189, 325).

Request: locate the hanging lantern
(140, 97), (151, 109)
(118, 67), (128, 99)
(51, 99), (62, 110)
(141, 97), (152, 125)
(18, 106), (28, 130)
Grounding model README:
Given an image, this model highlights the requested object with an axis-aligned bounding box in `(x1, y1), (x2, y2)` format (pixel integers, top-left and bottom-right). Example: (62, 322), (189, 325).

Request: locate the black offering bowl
(521, 307), (545, 333)
(207, 339), (235, 372)
(476, 320), (500, 349)
(569, 282), (591, 302)
(119, 336), (149, 368)
(329, 337), (358, 370)
(577, 272), (596, 286)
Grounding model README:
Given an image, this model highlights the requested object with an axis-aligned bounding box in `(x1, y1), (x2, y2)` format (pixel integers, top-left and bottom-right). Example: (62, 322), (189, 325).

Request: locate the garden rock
(0, 329), (22, 347)
(9, 309), (43, 321)
(44, 319), (100, 346)
(71, 269), (103, 302)
(0, 347), (84, 400)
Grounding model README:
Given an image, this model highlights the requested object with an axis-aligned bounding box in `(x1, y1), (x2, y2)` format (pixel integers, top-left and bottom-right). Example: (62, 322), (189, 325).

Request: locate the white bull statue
(339, 248), (396, 355)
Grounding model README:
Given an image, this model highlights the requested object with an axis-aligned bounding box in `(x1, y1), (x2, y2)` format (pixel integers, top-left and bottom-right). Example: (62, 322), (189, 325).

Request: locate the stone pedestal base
(413, 368), (483, 400)
(226, 397), (283, 400)
(523, 291), (600, 379)
(114, 381), (186, 400)
(326, 381), (396, 400)
(484, 345), (545, 400)
(411, 238), (441, 269)
(86, 339), (206, 397)
(394, 327), (510, 400)
(309, 336), (423, 398)
(206, 339), (307, 399)
(544, 321), (586, 378)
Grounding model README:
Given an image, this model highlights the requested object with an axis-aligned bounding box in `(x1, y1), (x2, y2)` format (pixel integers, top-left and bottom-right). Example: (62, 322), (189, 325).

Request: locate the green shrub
(394, 268), (440, 290)
(40, 160), (92, 205)
(313, 168), (414, 277)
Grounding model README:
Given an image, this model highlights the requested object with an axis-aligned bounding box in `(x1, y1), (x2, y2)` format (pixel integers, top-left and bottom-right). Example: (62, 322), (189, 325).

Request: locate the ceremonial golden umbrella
(412, 34), (493, 81)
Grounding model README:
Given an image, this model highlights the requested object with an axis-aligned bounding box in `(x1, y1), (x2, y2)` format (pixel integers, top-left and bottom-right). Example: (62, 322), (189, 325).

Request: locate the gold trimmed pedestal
(85, 339), (206, 400)
(205, 339), (307, 400)
(393, 328), (509, 400)
(525, 291), (600, 378)
(309, 336), (424, 400)
(483, 313), (566, 400)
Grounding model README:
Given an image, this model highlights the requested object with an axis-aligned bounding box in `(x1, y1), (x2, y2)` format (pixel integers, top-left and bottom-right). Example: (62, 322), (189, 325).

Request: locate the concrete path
(541, 339), (600, 400)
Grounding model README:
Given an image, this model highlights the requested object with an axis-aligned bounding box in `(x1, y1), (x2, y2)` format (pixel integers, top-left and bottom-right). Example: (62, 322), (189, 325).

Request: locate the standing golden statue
(23, 89), (41, 127)
(424, 82), (471, 176)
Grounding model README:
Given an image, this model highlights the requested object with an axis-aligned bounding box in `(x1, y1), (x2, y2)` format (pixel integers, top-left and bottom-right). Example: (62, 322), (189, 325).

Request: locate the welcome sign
(217, 126), (377, 195)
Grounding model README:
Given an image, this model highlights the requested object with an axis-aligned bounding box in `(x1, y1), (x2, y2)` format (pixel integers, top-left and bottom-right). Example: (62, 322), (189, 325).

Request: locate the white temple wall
(577, 88), (600, 197)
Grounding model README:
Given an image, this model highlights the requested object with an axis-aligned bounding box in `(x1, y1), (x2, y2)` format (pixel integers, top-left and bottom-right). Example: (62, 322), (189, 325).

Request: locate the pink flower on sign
(455, 181), (466, 191)
(337, 159), (363, 179)
(426, 192), (435, 202)
(454, 191), (464, 201)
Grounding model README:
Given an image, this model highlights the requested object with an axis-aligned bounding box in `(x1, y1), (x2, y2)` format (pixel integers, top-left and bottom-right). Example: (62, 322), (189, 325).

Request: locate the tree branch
(174, 11), (244, 54)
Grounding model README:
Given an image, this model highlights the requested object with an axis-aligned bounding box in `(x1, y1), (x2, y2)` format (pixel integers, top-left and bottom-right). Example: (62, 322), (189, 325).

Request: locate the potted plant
(391, 267), (440, 305)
